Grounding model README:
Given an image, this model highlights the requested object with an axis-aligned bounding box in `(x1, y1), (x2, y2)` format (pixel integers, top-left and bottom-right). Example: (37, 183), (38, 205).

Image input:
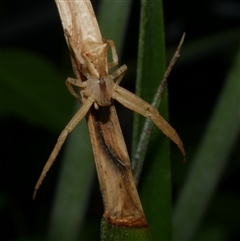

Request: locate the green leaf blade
(133, 1), (173, 240)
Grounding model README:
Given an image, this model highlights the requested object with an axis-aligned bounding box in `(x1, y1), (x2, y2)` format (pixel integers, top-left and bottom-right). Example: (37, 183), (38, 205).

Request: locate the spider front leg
(103, 38), (119, 70)
(111, 64), (128, 86)
(33, 96), (94, 199)
(113, 86), (186, 160)
(65, 77), (87, 102)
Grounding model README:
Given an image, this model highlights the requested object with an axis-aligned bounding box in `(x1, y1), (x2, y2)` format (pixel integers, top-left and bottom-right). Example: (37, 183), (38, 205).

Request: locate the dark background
(0, 0), (239, 240)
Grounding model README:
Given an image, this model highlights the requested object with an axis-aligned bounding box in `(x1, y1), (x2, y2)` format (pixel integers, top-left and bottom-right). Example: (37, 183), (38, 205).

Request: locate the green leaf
(133, 1), (172, 240)
(101, 218), (151, 241)
(173, 46), (240, 241)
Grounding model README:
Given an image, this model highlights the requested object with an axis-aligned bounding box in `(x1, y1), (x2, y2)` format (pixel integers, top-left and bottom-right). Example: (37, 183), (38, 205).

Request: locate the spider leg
(103, 38), (119, 70)
(65, 77), (86, 102)
(33, 96), (94, 199)
(113, 86), (186, 160)
(111, 64), (128, 86)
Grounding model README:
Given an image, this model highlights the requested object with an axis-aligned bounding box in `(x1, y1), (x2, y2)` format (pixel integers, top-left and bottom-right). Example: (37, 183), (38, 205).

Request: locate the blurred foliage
(0, 48), (72, 131)
(173, 46), (240, 241)
(0, 0), (239, 240)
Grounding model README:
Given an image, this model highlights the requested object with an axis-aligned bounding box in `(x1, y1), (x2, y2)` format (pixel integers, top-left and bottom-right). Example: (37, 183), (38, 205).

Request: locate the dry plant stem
(34, 0), (147, 226)
(133, 33), (186, 183)
(155, 33), (185, 102)
(33, 0), (185, 227)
